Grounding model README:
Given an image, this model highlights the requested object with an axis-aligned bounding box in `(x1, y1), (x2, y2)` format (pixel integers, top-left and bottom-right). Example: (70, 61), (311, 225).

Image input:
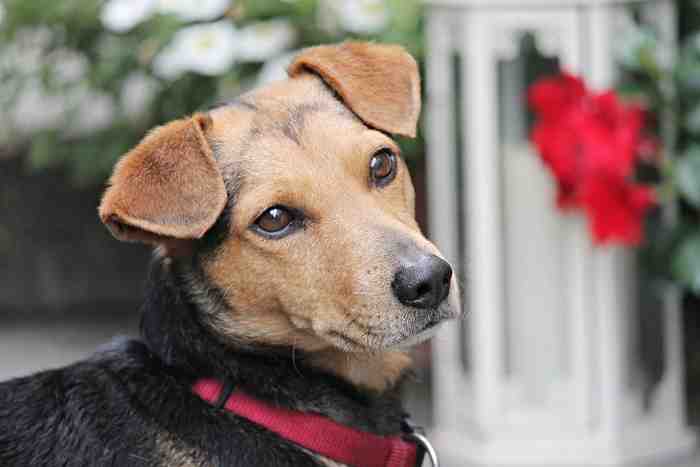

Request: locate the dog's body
(0, 43), (459, 467)
(1, 262), (407, 467)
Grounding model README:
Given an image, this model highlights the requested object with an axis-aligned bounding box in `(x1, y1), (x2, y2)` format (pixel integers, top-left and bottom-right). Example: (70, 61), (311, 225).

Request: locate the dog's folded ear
(287, 42), (421, 138)
(99, 113), (227, 245)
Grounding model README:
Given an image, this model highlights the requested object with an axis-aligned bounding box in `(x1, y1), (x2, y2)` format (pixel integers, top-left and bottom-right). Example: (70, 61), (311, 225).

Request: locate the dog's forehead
(207, 74), (370, 177)
(241, 73), (341, 108)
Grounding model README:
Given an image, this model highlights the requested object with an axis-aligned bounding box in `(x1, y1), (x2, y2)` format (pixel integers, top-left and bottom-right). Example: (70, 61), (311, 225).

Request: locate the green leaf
(639, 211), (673, 281)
(671, 231), (700, 294)
(686, 103), (700, 134)
(675, 145), (700, 207)
(617, 80), (646, 98)
(678, 63), (700, 92)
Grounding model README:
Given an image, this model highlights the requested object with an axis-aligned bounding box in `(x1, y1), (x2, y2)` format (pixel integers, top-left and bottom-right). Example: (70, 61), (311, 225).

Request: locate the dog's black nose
(392, 254), (452, 309)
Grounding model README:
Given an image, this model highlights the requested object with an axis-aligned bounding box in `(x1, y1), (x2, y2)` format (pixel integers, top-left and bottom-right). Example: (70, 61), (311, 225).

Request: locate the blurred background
(2, 0), (700, 465)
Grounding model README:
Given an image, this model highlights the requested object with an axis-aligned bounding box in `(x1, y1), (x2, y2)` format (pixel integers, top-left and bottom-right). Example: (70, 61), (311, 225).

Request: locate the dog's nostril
(416, 282), (431, 298)
(392, 254), (452, 309)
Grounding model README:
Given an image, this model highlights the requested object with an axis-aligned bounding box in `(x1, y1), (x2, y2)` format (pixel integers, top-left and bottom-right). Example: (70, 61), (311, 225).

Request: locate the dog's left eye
(254, 206), (293, 235)
(369, 149), (397, 187)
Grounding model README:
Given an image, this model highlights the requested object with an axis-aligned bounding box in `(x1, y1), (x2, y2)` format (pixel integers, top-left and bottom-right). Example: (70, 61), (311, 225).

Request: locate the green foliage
(0, 0), (424, 185)
(619, 0), (700, 295)
(675, 146), (700, 207)
(672, 231), (700, 293)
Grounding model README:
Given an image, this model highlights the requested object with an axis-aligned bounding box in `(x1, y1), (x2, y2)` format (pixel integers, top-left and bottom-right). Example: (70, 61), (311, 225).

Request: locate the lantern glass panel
(497, 32), (572, 410)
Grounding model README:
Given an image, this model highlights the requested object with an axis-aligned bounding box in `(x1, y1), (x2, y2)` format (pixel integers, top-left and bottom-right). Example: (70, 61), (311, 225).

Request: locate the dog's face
(99, 42), (460, 359)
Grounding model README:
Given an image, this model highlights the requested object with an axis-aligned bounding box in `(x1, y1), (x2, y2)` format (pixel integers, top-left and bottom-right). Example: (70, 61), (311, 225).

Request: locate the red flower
(528, 72), (657, 246)
(578, 175), (655, 246)
(528, 73), (586, 121)
(531, 120), (581, 208)
(583, 92), (644, 178)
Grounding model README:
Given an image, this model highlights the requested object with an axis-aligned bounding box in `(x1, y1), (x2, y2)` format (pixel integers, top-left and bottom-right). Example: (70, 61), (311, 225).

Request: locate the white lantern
(422, 0), (696, 465)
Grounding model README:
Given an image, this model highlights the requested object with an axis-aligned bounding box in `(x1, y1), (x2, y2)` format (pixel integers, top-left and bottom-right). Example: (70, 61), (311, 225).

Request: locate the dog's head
(99, 42), (460, 386)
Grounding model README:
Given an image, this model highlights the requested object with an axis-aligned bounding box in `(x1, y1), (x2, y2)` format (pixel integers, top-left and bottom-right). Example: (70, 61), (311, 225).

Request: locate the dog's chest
(156, 431), (347, 467)
(315, 457), (348, 467)
(303, 448), (348, 467)
(156, 433), (213, 467)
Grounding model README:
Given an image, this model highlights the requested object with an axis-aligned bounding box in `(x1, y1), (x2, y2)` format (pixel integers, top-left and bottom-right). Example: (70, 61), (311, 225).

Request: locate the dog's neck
(139, 258), (410, 435)
(307, 350), (412, 393)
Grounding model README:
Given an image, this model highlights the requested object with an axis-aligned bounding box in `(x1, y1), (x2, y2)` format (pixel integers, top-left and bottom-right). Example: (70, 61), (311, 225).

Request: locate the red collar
(193, 378), (419, 467)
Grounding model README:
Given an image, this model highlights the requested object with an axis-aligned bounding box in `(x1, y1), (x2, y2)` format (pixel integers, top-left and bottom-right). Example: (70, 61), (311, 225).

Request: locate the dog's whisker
(291, 336), (303, 378)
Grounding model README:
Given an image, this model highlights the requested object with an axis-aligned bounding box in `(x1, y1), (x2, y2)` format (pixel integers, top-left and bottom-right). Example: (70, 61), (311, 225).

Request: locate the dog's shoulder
(0, 337), (160, 466)
(0, 337), (323, 467)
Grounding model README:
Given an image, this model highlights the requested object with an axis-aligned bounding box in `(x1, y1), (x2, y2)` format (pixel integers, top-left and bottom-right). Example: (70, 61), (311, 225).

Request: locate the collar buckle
(401, 417), (439, 467)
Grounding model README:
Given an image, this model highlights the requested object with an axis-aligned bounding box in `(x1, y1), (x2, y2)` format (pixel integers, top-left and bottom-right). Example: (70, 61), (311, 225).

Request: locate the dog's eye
(255, 206), (293, 234)
(369, 149), (397, 187)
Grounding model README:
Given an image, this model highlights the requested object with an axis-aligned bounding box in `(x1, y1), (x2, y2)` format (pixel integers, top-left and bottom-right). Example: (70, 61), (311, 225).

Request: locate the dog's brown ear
(99, 113), (227, 245)
(287, 42), (421, 137)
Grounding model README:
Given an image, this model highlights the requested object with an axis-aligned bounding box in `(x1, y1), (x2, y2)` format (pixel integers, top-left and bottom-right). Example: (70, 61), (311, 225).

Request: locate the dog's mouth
(316, 301), (460, 353)
(389, 320), (446, 350)
(383, 310), (453, 350)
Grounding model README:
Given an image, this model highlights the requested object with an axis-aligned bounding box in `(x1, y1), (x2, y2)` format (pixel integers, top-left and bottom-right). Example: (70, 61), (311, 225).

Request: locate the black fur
(0, 258), (409, 467)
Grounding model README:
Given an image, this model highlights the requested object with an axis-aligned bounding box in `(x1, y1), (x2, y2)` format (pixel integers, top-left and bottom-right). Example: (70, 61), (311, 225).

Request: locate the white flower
(12, 80), (68, 133)
(157, 0), (231, 22)
(152, 48), (184, 80)
(11, 77), (116, 137)
(100, 0), (157, 33)
(50, 48), (89, 85)
(256, 51), (298, 86)
(337, 0), (390, 35)
(237, 19), (297, 62)
(121, 71), (160, 118)
(153, 20), (237, 79)
(71, 91), (116, 135)
(2, 27), (53, 75)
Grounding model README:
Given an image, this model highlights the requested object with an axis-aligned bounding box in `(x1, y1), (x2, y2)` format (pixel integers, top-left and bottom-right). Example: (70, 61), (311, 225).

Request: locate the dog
(0, 42), (460, 467)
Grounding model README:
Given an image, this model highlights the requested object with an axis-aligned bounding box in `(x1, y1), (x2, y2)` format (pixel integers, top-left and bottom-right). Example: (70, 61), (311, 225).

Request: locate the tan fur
(288, 42), (421, 137)
(99, 113), (227, 244)
(100, 43), (459, 392)
(302, 448), (349, 467)
(309, 350), (412, 393)
(156, 432), (211, 467)
(202, 76), (451, 391)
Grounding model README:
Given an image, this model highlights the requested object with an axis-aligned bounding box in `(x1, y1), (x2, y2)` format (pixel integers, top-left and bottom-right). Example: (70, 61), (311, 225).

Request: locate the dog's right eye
(369, 149), (397, 188)
(253, 206), (294, 236)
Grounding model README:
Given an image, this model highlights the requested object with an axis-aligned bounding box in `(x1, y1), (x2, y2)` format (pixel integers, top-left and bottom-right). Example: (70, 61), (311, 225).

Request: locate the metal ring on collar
(404, 431), (439, 467)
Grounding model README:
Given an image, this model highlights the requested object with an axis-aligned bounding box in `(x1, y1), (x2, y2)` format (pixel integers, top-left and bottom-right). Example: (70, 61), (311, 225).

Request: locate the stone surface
(0, 309), (140, 381)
